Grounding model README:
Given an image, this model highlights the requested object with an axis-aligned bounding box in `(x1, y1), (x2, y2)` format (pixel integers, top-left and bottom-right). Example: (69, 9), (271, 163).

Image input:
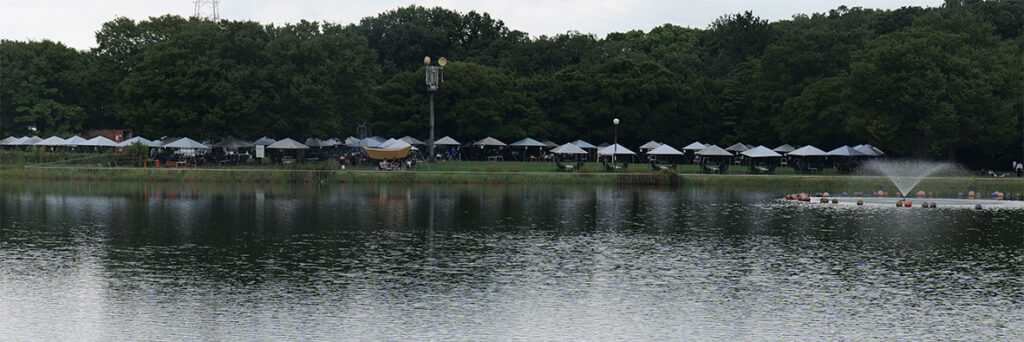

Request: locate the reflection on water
(1, 180), (1022, 340)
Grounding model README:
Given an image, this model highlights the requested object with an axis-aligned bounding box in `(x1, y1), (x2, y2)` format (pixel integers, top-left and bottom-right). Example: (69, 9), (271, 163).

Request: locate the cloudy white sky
(2, 0), (942, 50)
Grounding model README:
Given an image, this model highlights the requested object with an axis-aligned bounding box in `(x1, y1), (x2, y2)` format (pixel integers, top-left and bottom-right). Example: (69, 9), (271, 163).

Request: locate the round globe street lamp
(425, 56), (447, 162)
(612, 118), (620, 166)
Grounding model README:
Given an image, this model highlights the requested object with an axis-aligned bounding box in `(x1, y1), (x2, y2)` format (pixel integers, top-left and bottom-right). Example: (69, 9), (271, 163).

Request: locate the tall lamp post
(424, 56), (446, 162)
(612, 118), (620, 165)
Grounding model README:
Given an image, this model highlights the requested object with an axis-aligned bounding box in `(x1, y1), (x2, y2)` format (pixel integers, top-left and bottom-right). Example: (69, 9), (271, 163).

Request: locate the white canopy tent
(162, 137), (209, 149)
(2, 137), (29, 146)
(35, 136), (68, 146)
(724, 143), (750, 154)
(400, 136), (425, 146)
(118, 136), (158, 147)
(571, 139), (597, 149)
(681, 141), (706, 151)
(647, 144), (684, 165)
(21, 136), (43, 145)
(321, 138), (340, 147)
(64, 136), (87, 145)
(773, 144), (796, 154)
(828, 145), (867, 157)
(434, 136), (461, 146)
(83, 136), (118, 147)
(853, 144), (883, 156)
(551, 143), (588, 155)
(741, 145), (783, 158)
(696, 145), (733, 157)
(829, 145), (867, 173)
(509, 137), (546, 148)
(788, 145), (829, 172)
(788, 145), (829, 157)
(380, 139), (414, 149)
(473, 137), (507, 147)
(304, 138), (324, 147)
(509, 137), (547, 161)
(597, 143), (637, 156)
(267, 138), (309, 150)
(353, 137), (379, 147)
(647, 144), (684, 156)
(742, 145), (783, 174)
(639, 140), (662, 151)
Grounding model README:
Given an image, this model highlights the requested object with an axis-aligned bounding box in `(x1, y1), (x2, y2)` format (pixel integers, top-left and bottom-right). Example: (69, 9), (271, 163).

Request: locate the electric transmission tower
(193, 0), (220, 21)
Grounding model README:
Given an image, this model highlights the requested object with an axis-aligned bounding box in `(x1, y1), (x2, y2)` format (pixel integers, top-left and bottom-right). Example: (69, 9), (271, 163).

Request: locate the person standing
(1016, 161), (1023, 177)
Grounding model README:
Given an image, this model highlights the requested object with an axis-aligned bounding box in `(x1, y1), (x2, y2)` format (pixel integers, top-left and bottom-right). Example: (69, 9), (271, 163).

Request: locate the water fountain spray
(859, 159), (959, 200)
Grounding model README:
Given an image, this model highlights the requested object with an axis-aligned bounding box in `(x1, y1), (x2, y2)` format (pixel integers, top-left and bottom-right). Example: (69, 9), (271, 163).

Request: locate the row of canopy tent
(0, 135), (119, 147)
(4, 134), (886, 161)
(0, 135), (327, 152)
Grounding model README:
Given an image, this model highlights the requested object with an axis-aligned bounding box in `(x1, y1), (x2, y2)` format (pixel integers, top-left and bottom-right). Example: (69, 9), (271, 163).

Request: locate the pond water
(1, 181), (1021, 340)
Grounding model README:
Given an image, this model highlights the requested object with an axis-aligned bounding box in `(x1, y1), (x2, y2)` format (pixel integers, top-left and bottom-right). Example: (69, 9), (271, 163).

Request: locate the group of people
(377, 159), (414, 171)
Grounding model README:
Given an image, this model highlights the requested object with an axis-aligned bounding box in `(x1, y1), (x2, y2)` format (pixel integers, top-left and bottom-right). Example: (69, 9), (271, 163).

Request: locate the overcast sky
(1, 0), (942, 50)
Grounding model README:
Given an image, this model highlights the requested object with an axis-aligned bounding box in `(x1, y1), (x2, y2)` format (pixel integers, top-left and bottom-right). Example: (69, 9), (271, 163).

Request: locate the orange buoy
(857, 199), (864, 205)
(799, 193), (810, 201)
(822, 192), (830, 197)
(876, 190), (885, 197)
(896, 200), (904, 207)
(831, 198), (838, 204)
(968, 191), (975, 199)
(916, 191), (925, 198)
(820, 198), (829, 203)
(904, 200), (912, 207)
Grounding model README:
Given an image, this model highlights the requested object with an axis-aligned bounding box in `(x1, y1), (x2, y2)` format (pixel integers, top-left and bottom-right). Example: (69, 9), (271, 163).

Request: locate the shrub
(124, 142), (149, 167)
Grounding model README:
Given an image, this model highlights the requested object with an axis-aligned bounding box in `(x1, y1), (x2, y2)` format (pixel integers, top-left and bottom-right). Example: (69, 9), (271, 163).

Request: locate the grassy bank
(3, 165), (1021, 196)
(1, 166), (620, 185)
(2, 152), (1020, 195)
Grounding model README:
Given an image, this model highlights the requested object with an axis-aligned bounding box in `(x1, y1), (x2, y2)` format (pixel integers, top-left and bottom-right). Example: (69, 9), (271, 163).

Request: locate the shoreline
(3, 165), (1021, 197)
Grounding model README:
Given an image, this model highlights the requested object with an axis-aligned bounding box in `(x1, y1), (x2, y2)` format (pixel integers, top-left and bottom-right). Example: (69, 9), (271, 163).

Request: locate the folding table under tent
(509, 137), (547, 161)
(741, 145), (783, 174)
(696, 145), (734, 174)
(788, 145), (830, 172)
(828, 145), (867, 174)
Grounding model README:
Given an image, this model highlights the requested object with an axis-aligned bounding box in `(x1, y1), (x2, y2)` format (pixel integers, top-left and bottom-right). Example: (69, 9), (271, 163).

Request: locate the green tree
(374, 62), (544, 142)
(841, 11), (1022, 166)
(0, 40), (92, 136)
(702, 11), (773, 76)
(102, 17), (379, 140)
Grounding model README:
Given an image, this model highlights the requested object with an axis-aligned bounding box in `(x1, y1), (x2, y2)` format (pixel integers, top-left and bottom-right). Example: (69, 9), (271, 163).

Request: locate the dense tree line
(1, 0), (1021, 168)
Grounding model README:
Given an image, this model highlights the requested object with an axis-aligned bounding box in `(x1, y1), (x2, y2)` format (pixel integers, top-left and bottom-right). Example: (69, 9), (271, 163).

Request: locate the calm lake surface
(1, 181), (1021, 340)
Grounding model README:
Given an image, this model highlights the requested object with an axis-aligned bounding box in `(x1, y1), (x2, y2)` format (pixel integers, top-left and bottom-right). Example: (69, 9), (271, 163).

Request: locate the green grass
(2, 152), (1021, 196)
(416, 160), (577, 173)
(418, 160), (850, 175)
(0, 149), (110, 169)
